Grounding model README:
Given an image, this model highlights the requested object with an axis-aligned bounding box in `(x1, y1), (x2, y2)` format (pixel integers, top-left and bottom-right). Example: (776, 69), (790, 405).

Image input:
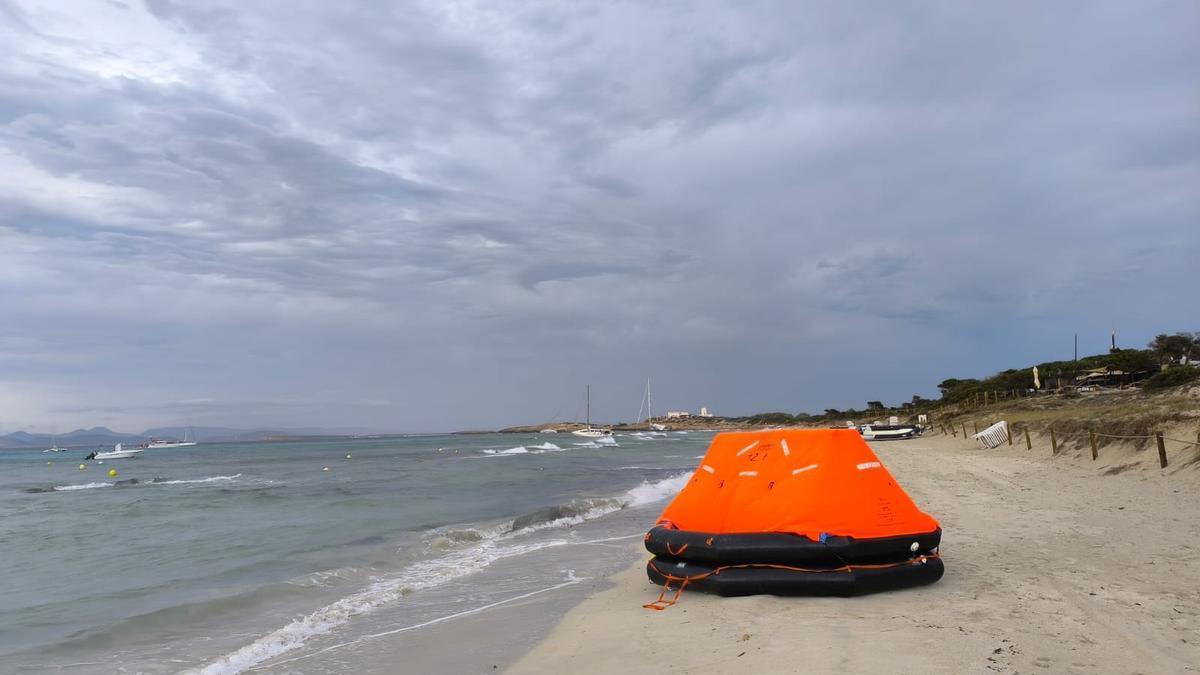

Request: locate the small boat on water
(572, 385), (613, 438)
(639, 377), (669, 431)
(573, 427), (613, 438)
(86, 443), (144, 460)
(143, 438), (197, 449)
(143, 428), (197, 449)
(43, 425), (65, 452)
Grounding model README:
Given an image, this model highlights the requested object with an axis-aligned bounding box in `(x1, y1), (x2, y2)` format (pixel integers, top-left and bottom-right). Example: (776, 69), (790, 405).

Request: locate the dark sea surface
(0, 431), (712, 673)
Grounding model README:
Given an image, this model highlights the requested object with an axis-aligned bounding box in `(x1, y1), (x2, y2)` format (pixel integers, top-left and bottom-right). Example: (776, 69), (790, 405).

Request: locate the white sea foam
(195, 536), (572, 674)
(529, 442), (562, 451)
(53, 482), (113, 491)
(197, 469), (693, 674)
(595, 436), (618, 446)
(155, 474), (242, 486)
(572, 441), (600, 448)
(482, 446), (528, 455)
(623, 471), (692, 507)
(613, 465), (667, 470)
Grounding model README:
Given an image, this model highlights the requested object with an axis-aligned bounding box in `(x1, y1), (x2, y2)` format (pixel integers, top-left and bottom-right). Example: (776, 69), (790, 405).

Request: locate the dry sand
(508, 432), (1200, 674)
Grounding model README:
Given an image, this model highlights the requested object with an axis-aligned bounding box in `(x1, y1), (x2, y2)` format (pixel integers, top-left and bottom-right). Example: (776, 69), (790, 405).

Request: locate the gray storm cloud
(1, 0), (1196, 432)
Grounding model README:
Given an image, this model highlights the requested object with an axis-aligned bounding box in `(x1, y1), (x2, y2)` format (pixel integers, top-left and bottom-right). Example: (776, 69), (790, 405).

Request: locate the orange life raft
(644, 429), (943, 602)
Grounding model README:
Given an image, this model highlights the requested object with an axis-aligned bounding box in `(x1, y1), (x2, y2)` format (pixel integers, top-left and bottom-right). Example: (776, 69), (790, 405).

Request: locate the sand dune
(509, 433), (1200, 674)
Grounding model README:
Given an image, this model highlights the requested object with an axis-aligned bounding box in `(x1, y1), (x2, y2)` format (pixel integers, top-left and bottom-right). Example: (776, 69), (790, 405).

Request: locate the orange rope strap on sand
(642, 555), (941, 610)
(642, 578), (690, 611)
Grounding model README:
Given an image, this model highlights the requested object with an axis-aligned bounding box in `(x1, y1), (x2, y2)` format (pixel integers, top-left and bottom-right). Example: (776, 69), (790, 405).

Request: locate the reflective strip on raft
(780, 439), (790, 456)
(701, 465), (715, 473)
(735, 441), (760, 457)
(738, 470), (758, 477)
(791, 463), (819, 475)
(856, 461), (881, 470)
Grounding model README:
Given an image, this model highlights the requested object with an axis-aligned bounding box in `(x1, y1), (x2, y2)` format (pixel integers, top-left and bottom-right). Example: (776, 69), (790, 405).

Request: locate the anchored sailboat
(642, 378), (668, 431)
(572, 385), (612, 438)
(43, 423), (65, 453)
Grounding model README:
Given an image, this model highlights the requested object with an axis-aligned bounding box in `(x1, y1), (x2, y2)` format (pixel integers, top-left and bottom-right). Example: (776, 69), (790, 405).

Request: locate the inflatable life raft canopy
(644, 429), (943, 606)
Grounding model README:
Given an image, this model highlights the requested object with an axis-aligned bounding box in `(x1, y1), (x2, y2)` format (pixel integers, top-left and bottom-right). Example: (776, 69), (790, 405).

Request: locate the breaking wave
(154, 474), (242, 486)
(196, 469), (692, 674)
(51, 481), (113, 492)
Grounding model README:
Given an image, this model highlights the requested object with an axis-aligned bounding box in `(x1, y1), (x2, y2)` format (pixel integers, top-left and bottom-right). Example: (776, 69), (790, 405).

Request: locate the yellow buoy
(108, 468), (118, 477)
(78, 464), (86, 470)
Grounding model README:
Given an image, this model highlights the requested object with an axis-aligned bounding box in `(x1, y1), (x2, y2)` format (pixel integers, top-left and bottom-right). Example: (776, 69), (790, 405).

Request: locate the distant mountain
(61, 426), (125, 439)
(1, 428), (143, 449)
(1, 425), (396, 448)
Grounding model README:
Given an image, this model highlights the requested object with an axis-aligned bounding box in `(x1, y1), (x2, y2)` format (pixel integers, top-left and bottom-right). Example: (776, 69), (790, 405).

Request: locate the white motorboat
(144, 439), (198, 449)
(571, 385), (612, 438)
(89, 443), (144, 460)
(144, 428), (198, 448)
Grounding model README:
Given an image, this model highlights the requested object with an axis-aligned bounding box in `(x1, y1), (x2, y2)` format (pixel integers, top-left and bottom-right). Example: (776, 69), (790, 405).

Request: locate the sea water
(0, 431), (711, 672)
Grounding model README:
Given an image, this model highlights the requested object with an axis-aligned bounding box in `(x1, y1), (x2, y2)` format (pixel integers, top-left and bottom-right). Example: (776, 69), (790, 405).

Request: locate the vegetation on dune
(770, 330), (1200, 427)
(1142, 367), (1200, 391)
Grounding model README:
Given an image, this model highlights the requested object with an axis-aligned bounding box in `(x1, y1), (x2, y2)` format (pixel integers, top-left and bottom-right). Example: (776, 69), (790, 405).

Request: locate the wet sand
(508, 433), (1200, 674)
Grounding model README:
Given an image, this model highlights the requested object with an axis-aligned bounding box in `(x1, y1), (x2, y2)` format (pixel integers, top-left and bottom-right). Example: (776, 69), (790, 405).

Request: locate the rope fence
(933, 420), (1200, 469)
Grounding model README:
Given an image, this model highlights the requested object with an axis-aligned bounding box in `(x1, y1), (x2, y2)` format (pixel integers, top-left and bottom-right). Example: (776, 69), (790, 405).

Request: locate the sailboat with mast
(43, 423), (65, 453)
(572, 385), (612, 438)
(644, 378), (668, 432)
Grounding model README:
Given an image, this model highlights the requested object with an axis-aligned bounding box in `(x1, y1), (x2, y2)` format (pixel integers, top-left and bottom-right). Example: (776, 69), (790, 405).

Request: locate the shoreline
(506, 433), (1200, 674)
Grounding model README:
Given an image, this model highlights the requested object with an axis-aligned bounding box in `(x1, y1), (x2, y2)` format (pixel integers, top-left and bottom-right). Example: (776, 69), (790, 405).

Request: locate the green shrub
(1142, 367), (1199, 391)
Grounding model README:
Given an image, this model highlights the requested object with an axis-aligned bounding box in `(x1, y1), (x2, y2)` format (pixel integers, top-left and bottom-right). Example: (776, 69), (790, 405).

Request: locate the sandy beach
(509, 432), (1200, 674)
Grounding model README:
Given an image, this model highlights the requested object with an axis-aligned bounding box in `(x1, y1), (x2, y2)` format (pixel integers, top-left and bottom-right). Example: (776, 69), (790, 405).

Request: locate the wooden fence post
(1050, 427), (1057, 454)
(973, 421), (979, 435)
(1024, 427), (1032, 450)
(961, 422), (967, 438)
(1089, 430), (1098, 461)
(1155, 432), (1168, 469)
(1006, 424), (1013, 446)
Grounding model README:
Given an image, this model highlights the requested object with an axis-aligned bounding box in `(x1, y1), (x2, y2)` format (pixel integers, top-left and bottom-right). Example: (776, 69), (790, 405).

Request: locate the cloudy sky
(1, 0), (1197, 433)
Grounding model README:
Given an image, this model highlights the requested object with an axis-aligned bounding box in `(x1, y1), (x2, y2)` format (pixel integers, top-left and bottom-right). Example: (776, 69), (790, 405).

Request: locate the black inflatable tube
(646, 555), (944, 597)
(645, 526), (941, 566)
